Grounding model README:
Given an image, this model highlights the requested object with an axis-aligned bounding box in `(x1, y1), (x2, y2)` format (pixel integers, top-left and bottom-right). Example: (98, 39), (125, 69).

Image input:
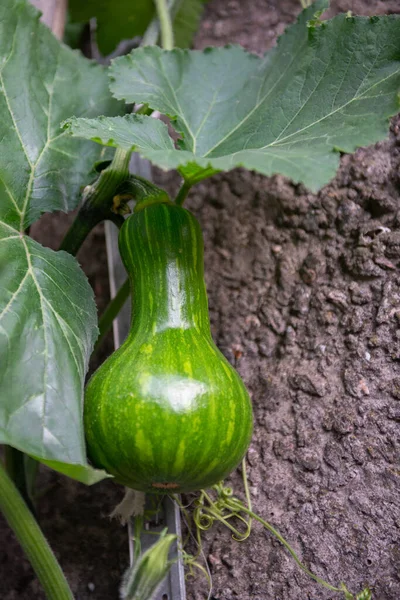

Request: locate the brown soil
(1, 1), (400, 599)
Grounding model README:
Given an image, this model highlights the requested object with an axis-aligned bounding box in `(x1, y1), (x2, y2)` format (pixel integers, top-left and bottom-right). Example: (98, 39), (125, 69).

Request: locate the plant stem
(119, 174), (170, 209)
(59, 148), (130, 256)
(154, 0), (174, 50)
(241, 458), (252, 533)
(4, 446), (35, 512)
(93, 278), (131, 353)
(0, 459), (74, 600)
(133, 514), (143, 563)
(175, 180), (192, 206)
(142, 0), (180, 46)
(60, 0), (174, 257)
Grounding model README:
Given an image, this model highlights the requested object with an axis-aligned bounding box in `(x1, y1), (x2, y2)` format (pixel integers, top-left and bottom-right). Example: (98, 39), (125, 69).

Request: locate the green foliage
(120, 529), (177, 600)
(67, 1), (400, 191)
(355, 589), (372, 600)
(172, 0), (209, 48)
(64, 114), (176, 154)
(68, 0), (208, 54)
(69, 0), (155, 55)
(0, 0), (120, 480)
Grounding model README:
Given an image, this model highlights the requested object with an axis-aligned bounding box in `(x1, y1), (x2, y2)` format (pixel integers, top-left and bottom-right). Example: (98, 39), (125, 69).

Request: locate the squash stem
(175, 181), (192, 206)
(59, 148), (130, 256)
(0, 459), (74, 600)
(4, 446), (35, 513)
(93, 278), (131, 353)
(154, 0), (174, 50)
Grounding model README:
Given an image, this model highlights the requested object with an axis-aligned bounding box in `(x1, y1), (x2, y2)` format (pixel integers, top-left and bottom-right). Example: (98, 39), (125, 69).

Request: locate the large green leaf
(69, 0), (155, 55)
(0, 222), (108, 483)
(0, 0), (120, 482)
(66, 1), (400, 191)
(0, 0), (122, 230)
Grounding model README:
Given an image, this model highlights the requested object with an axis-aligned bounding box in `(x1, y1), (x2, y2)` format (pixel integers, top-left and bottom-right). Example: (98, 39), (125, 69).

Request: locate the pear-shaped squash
(84, 202), (253, 493)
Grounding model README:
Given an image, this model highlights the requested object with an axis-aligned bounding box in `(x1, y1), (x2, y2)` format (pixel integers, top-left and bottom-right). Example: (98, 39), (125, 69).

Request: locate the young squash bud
(120, 529), (176, 600)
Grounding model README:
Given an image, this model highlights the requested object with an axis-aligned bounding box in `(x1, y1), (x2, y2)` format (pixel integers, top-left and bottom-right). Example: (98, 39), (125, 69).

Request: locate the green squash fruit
(84, 202), (253, 493)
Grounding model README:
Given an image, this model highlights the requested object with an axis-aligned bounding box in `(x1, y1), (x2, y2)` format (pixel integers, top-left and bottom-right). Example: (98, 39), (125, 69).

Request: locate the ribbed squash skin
(84, 203), (253, 493)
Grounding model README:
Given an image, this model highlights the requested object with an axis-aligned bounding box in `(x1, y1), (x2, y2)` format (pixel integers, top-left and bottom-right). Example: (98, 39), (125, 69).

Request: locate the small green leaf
(120, 530), (177, 600)
(69, 0), (155, 55)
(356, 588), (372, 600)
(63, 114), (175, 154)
(68, 1), (400, 192)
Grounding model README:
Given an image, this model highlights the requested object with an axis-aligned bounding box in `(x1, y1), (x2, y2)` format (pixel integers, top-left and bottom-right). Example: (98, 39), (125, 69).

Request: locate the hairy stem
(0, 460), (74, 600)
(93, 278), (131, 353)
(154, 0), (174, 50)
(59, 148), (130, 256)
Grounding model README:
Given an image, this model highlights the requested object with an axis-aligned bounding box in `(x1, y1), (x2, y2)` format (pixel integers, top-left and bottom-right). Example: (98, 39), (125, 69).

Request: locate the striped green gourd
(84, 202), (253, 493)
